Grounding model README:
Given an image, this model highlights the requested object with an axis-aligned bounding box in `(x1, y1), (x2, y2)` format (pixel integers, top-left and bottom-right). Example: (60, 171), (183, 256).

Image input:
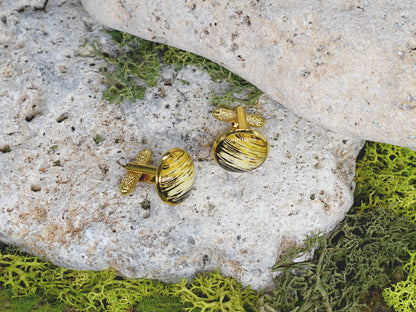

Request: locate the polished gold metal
(120, 149), (152, 196)
(212, 107), (265, 127)
(121, 148), (195, 205)
(212, 106), (269, 172)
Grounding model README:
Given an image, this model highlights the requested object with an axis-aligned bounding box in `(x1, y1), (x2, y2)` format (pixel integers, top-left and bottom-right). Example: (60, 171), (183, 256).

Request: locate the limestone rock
(0, 0), (363, 289)
(80, 0), (416, 150)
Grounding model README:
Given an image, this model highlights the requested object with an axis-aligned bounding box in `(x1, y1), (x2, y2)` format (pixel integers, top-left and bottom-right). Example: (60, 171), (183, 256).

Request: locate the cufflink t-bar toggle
(120, 148), (195, 205)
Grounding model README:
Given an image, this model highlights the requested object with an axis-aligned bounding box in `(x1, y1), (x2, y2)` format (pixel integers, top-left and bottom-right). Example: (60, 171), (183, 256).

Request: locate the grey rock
(0, 0), (363, 289)
(81, 0), (416, 150)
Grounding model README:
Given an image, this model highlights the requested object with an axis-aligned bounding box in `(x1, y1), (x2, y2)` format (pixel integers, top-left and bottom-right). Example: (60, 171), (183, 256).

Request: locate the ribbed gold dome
(213, 129), (269, 172)
(156, 148), (195, 205)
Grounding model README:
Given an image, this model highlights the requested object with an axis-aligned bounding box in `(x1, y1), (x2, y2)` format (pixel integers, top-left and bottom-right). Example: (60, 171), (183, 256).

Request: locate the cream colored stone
(81, 0), (416, 150)
(0, 0), (363, 290)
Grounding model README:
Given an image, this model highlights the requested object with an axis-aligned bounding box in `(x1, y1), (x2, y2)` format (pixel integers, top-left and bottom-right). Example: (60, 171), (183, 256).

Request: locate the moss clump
(170, 269), (259, 312)
(354, 141), (416, 222)
(159, 42), (263, 107)
(93, 29), (262, 106)
(383, 251), (416, 312)
(0, 246), (178, 311)
(256, 142), (416, 311)
(257, 205), (416, 311)
(0, 244), (256, 311)
(93, 134), (104, 145)
(0, 288), (66, 312)
(92, 30), (160, 104)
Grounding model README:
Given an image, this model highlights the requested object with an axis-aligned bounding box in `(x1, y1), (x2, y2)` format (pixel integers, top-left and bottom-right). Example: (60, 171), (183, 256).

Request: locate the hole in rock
(31, 185), (41, 192)
(0, 145), (11, 153)
(25, 115), (36, 122)
(56, 112), (69, 123)
(24, 103), (45, 122)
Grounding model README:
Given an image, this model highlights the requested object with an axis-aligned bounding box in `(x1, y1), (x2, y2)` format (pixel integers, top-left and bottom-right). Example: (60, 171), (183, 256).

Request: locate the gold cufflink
(120, 148), (195, 205)
(212, 106), (269, 172)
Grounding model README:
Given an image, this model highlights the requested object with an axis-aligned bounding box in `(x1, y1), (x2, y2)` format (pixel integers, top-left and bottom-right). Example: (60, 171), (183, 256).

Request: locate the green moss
(93, 29), (262, 106)
(383, 251), (416, 312)
(159, 43), (263, 107)
(256, 142), (416, 311)
(0, 245), (257, 311)
(135, 295), (185, 311)
(92, 30), (159, 104)
(93, 134), (103, 145)
(0, 288), (13, 312)
(354, 141), (416, 222)
(3, 291), (66, 312)
(4, 139), (416, 311)
(0, 145), (11, 153)
(257, 205), (416, 311)
(0, 247), (172, 311)
(169, 269), (259, 312)
(140, 199), (151, 210)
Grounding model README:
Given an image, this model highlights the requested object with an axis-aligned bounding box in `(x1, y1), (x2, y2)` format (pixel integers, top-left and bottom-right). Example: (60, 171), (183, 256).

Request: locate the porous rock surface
(0, 0), (363, 289)
(81, 0), (416, 150)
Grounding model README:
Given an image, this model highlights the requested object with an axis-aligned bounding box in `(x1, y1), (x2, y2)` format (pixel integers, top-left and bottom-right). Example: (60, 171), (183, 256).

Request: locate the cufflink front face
(213, 128), (268, 172)
(120, 148), (195, 205)
(155, 148), (195, 205)
(212, 106), (269, 172)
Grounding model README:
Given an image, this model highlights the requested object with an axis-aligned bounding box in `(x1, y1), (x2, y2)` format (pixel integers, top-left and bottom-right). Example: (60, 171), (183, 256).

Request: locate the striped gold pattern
(213, 129), (269, 172)
(120, 149), (152, 195)
(156, 148), (195, 205)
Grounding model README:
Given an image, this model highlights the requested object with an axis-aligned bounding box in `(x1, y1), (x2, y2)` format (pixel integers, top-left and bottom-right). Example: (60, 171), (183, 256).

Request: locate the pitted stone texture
(80, 0), (416, 150)
(0, 0), (363, 290)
